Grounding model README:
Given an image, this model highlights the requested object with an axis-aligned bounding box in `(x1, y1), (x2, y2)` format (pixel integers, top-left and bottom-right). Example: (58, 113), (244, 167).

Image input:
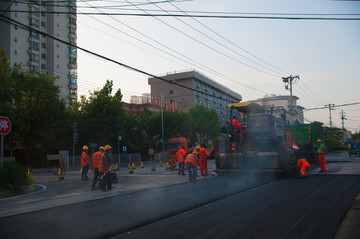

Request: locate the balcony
(68, 62), (77, 69)
(28, 47), (39, 54)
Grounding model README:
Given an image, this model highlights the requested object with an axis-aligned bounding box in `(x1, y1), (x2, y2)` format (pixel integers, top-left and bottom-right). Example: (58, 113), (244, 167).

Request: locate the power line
(0, 15), (242, 104)
(305, 102), (360, 111)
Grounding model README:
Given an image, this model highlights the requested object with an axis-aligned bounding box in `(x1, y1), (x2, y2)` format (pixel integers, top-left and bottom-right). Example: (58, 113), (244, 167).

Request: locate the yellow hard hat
(104, 145), (112, 151)
(317, 139), (322, 143)
(83, 145), (88, 150)
(99, 146), (105, 150)
(196, 146), (201, 150)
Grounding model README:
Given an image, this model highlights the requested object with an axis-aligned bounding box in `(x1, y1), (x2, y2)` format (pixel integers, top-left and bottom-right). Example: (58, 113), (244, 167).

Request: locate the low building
(148, 70), (242, 125)
(123, 102), (160, 117)
(250, 94), (304, 125)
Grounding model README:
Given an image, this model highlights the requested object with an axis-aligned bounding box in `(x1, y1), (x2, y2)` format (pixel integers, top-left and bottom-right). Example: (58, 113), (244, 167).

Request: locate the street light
(161, 80), (176, 163)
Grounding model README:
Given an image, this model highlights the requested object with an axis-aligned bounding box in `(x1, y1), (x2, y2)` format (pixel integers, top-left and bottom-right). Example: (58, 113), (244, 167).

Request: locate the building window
(57, 65), (60, 69)
(57, 43), (60, 48)
(57, 23), (59, 27)
(57, 54), (59, 58)
(41, 64), (46, 70)
(14, 13), (17, 17)
(71, 78), (77, 85)
(41, 53), (46, 59)
(14, 62), (17, 66)
(14, 37), (17, 42)
(41, 12), (45, 17)
(14, 25), (17, 30)
(41, 21), (45, 27)
(14, 50), (17, 54)
(41, 42), (46, 48)
(169, 90), (173, 95)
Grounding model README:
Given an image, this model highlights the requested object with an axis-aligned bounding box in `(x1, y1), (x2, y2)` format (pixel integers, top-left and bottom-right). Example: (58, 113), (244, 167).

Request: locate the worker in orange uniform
(185, 150), (198, 182)
(176, 145), (187, 175)
(317, 139), (327, 172)
(199, 145), (210, 176)
(99, 145), (112, 191)
(91, 146), (104, 190)
(81, 145), (90, 181)
(297, 158), (310, 178)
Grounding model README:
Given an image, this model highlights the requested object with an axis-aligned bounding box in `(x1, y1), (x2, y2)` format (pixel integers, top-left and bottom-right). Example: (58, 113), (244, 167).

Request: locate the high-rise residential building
(0, 0), (77, 107)
(148, 70), (242, 126)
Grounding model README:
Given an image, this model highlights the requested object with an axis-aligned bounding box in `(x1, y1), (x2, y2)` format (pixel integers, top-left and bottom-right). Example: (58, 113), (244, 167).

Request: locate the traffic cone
(141, 161), (144, 168)
(128, 163), (131, 169)
(159, 160), (163, 167)
(27, 165), (32, 176)
(151, 161), (156, 171)
(132, 162), (136, 170)
(129, 163), (134, 174)
(114, 162), (119, 170)
(58, 167), (64, 180)
(53, 167), (57, 175)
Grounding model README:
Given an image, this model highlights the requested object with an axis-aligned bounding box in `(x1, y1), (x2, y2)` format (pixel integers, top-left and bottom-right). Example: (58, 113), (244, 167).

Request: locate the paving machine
(217, 102), (297, 176)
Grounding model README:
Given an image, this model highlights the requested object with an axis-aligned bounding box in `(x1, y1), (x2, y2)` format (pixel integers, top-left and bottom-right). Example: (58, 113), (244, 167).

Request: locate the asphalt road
(1, 152), (359, 239)
(113, 175), (360, 239)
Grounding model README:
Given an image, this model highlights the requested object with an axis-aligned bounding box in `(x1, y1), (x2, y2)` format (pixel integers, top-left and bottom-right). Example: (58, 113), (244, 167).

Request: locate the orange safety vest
(92, 151), (103, 169)
(185, 153), (197, 166)
(198, 147), (210, 161)
(297, 158), (310, 169)
(81, 151), (90, 166)
(99, 153), (110, 173)
(176, 148), (186, 163)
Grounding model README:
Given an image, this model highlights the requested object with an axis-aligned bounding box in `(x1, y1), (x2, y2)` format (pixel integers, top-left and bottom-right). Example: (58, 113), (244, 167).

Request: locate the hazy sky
(76, 0), (360, 132)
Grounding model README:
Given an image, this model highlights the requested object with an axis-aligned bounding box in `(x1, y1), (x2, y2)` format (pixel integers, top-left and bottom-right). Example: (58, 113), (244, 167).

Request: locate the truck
(288, 122), (324, 163)
(167, 137), (188, 161)
(217, 102), (297, 176)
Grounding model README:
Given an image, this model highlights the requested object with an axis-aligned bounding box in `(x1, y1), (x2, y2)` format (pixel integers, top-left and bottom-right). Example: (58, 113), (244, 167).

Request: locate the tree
(188, 105), (220, 146)
(0, 51), (68, 166)
(324, 127), (345, 151)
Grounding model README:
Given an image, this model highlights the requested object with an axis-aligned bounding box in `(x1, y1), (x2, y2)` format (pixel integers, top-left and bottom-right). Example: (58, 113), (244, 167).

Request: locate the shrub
(0, 161), (33, 192)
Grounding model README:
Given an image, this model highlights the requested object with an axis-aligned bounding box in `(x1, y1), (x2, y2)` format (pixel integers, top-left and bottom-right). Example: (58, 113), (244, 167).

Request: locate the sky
(76, 0), (360, 133)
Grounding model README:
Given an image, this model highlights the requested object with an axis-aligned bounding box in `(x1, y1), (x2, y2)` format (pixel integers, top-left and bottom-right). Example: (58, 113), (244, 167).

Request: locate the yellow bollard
(129, 163), (134, 174)
(159, 160), (163, 167)
(27, 166), (32, 176)
(141, 161), (144, 168)
(132, 162), (136, 170)
(151, 161), (156, 171)
(53, 167), (57, 175)
(114, 162), (119, 170)
(128, 163), (131, 169)
(58, 167), (64, 180)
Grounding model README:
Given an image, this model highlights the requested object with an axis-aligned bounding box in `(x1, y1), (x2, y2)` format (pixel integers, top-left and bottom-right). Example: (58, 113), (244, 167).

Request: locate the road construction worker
(185, 150), (198, 182)
(317, 139), (327, 172)
(81, 145), (90, 181)
(297, 158), (310, 178)
(166, 158), (176, 171)
(91, 146), (104, 190)
(176, 144), (187, 175)
(199, 145), (210, 176)
(99, 145), (112, 191)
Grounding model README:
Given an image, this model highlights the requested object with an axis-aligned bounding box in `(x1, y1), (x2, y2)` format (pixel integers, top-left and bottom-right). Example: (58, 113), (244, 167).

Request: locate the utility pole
(282, 75), (300, 114)
(341, 110), (347, 131)
(325, 104), (335, 127)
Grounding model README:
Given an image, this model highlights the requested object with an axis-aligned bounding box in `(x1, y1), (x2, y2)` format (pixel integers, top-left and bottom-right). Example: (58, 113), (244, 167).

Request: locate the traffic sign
(148, 148), (155, 156)
(123, 146), (127, 152)
(89, 143), (97, 147)
(0, 116), (11, 135)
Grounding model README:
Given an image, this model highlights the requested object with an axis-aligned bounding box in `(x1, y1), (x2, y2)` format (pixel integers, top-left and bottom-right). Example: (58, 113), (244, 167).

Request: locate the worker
(176, 144), (187, 175)
(198, 145), (210, 176)
(185, 150), (198, 182)
(99, 145), (112, 191)
(91, 146), (104, 190)
(166, 158), (176, 171)
(297, 158), (310, 178)
(317, 139), (327, 172)
(81, 145), (90, 181)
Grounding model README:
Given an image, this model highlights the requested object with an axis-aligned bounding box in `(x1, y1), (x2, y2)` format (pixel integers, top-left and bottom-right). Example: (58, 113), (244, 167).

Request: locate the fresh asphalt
(0, 153), (359, 239)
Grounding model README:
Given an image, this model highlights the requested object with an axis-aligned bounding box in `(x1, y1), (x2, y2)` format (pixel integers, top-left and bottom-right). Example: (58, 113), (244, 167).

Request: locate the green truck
(288, 122), (324, 163)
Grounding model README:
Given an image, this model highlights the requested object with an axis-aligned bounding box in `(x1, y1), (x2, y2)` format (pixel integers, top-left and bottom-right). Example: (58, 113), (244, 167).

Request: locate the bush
(0, 161), (33, 192)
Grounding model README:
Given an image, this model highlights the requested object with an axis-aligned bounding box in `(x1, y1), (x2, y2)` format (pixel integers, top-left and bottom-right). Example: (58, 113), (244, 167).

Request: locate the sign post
(0, 116), (12, 168)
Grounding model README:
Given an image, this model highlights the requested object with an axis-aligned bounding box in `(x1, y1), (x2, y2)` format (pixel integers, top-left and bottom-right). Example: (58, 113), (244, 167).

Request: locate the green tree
(324, 127), (345, 151)
(0, 51), (68, 166)
(188, 105), (220, 146)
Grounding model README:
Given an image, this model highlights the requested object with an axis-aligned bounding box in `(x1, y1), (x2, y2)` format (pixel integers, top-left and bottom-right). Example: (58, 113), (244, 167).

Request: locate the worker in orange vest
(199, 145), (210, 176)
(91, 146), (104, 190)
(185, 150), (198, 182)
(297, 158), (310, 178)
(99, 145), (112, 191)
(176, 144), (187, 175)
(81, 145), (90, 181)
(317, 139), (327, 172)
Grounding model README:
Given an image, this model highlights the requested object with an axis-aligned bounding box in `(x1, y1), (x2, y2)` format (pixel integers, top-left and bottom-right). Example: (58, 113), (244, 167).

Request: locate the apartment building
(0, 0), (77, 107)
(148, 70), (242, 125)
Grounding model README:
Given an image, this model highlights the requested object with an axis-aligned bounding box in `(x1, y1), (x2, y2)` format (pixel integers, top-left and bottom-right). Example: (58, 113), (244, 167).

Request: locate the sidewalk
(0, 160), (217, 217)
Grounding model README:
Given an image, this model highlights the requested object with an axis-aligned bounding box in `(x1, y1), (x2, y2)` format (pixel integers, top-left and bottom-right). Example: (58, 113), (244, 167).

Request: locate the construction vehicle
(167, 137), (187, 161)
(217, 102), (297, 176)
(288, 122), (324, 163)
